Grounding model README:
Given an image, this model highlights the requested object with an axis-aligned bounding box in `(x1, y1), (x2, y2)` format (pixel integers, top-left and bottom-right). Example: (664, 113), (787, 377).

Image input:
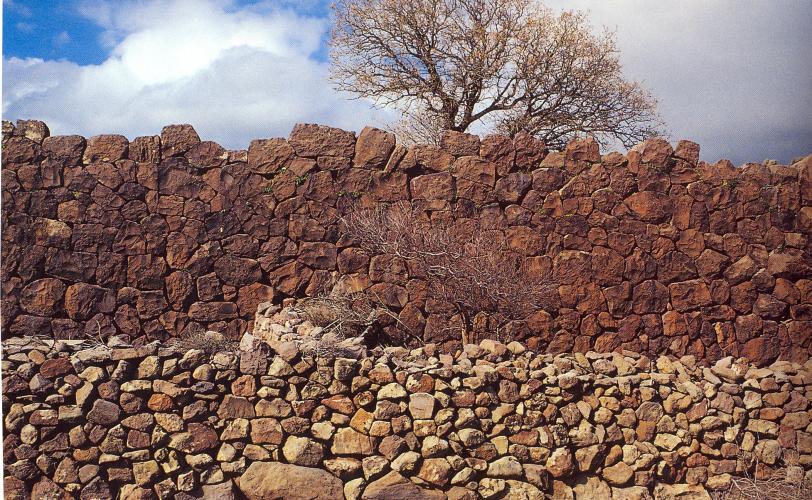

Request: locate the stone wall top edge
(4, 118), (810, 171)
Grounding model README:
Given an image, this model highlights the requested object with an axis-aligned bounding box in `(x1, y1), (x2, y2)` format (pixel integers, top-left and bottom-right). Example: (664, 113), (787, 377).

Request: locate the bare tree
(341, 202), (557, 344)
(330, 0), (664, 148)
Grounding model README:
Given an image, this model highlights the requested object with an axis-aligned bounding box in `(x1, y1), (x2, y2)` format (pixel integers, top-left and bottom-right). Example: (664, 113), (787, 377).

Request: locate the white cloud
(4, 0), (809, 163)
(545, 0), (812, 164)
(3, 0), (393, 149)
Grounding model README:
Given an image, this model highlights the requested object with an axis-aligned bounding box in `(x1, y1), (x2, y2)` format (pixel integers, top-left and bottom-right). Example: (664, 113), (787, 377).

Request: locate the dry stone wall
(3, 332), (812, 499)
(2, 119), (811, 365)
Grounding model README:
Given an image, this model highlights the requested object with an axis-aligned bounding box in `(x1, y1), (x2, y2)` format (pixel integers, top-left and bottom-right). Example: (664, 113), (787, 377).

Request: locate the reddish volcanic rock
(440, 130), (480, 157)
(82, 135), (128, 164)
(288, 123), (355, 158)
(64, 283), (115, 321)
(20, 278), (66, 316)
(623, 191), (672, 223)
(248, 138), (294, 174)
(160, 124), (200, 157)
(188, 301), (239, 322)
(43, 135), (86, 165)
(354, 127), (396, 169)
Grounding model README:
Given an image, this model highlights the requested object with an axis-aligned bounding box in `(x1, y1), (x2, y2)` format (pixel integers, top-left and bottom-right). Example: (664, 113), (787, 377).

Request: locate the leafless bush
(295, 292), (378, 341)
(341, 201), (557, 344)
(169, 329), (238, 354)
(720, 468), (810, 500)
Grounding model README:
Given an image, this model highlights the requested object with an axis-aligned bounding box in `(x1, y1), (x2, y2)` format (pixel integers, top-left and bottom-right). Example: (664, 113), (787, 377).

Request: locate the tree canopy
(330, 0), (665, 148)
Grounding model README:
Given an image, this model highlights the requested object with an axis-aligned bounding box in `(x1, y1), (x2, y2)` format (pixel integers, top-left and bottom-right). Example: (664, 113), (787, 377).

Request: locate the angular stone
(669, 280), (712, 312)
(188, 301), (238, 322)
(161, 124), (200, 157)
(602, 462), (633, 486)
(282, 436), (324, 466)
(355, 127), (396, 169)
(362, 471), (445, 500)
(64, 283), (115, 321)
(248, 138), (294, 174)
(487, 456), (523, 478)
(87, 400), (120, 425)
(40, 357), (73, 379)
(236, 462), (343, 500)
(332, 428), (374, 455)
(546, 448), (574, 478)
(417, 458), (452, 487)
(409, 393), (436, 420)
(289, 123), (355, 158)
(624, 192), (672, 223)
(441, 130), (480, 156)
(20, 278), (66, 318)
(83, 135), (128, 163)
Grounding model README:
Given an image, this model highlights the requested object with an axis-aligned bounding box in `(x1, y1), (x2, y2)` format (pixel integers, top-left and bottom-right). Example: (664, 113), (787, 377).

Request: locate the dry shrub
(721, 468), (810, 500)
(295, 292), (378, 341)
(169, 330), (238, 354)
(341, 201), (558, 344)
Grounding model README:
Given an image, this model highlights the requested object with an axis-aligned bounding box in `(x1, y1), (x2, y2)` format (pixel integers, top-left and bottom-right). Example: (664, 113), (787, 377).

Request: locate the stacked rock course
(3, 304), (812, 499)
(2, 119), (811, 364)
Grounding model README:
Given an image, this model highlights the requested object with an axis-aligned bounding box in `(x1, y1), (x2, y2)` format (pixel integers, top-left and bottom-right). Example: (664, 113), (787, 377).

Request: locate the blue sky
(3, 0), (332, 64)
(3, 0), (811, 165)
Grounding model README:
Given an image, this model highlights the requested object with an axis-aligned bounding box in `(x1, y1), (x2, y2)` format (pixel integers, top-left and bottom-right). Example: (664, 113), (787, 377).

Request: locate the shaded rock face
(2, 119), (811, 365)
(2, 336), (812, 499)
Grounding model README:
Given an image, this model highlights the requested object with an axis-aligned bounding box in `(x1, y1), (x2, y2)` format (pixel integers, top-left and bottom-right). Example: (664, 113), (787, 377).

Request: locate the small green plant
(338, 190), (362, 199)
(263, 184), (274, 193)
(722, 178), (739, 189)
(295, 174), (309, 187)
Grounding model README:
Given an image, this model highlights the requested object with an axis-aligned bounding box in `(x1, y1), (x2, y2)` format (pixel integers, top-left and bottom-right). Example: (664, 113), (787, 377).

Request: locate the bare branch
(330, 0), (665, 147)
(340, 201), (558, 343)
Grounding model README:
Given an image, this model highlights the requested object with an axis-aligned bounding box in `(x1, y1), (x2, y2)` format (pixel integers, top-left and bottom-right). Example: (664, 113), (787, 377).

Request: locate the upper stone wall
(2, 119), (811, 365)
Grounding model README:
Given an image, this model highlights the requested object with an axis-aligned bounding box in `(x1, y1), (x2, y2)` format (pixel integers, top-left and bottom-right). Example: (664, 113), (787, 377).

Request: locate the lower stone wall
(3, 334), (811, 499)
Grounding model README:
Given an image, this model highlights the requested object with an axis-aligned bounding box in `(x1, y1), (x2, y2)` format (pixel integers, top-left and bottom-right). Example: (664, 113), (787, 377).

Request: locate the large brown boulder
(236, 462), (343, 500)
(441, 130), (480, 157)
(289, 123), (355, 158)
(213, 255), (262, 286)
(355, 127), (396, 169)
(161, 124), (200, 157)
(411, 172), (454, 201)
(362, 471), (446, 499)
(248, 138), (294, 174)
(82, 134), (128, 164)
(64, 283), (115, 321)
(43, 135), (85, 165)
(623, 191), (672, 223)
(188, 301), (238, 322)
(19, 278), (66, 316)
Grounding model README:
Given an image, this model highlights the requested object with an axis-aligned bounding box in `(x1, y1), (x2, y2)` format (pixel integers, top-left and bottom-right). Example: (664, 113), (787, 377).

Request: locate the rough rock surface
(2, 327), (811, 499)
(2, 119), (810, 365)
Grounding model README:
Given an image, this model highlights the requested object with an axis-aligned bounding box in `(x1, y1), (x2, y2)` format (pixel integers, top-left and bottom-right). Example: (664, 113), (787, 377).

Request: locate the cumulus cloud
(2, 0), (393, 149)
(546, 0), (812, 164)
(4, 0), (809, 163)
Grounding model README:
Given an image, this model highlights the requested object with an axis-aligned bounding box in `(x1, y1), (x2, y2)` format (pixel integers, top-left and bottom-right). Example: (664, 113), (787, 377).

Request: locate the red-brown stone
(20, 278), (66, 316)
(83, 135), (128, 164)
